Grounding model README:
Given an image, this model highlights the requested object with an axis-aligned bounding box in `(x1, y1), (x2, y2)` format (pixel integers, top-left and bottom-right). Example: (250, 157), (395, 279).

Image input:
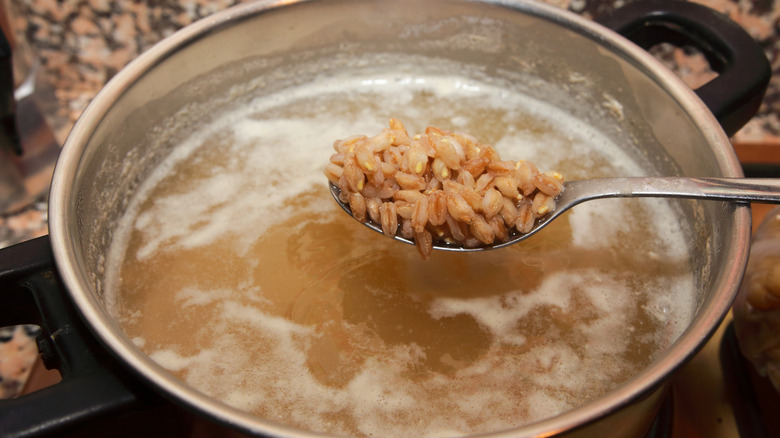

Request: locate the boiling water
(104, 70), (695, 436)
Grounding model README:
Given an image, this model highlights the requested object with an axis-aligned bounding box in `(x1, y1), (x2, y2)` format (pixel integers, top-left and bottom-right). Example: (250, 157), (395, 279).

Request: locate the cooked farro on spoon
(325, 119), (780, 259)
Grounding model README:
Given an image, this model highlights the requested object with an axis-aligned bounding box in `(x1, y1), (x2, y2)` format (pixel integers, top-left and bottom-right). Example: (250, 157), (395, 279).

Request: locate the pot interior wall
(57, 0), (743, 434)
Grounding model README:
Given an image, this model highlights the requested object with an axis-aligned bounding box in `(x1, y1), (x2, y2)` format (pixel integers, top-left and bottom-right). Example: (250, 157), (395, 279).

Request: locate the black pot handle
(0, 236), (162, 437)
(595, 0), (772, 137)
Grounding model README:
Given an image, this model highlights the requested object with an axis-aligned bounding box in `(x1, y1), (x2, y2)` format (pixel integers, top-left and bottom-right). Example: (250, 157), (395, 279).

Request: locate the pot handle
(0, 236), (162, 437)
(595, 0), (771, 137)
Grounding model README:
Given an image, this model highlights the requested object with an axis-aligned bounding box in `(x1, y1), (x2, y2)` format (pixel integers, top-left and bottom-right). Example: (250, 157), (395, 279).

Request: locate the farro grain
(481, 188), (503, 219)
(500, 197), (519, 225)
(395, 201), (415, 220)
(433, 136), (465, 170)
(470, 214), (495, 245)
(453, 132), (480, 158)
(532, 193), (556, 217)
(369, 157), (385, 186)
(516, 201), (535, 233)
(400, 218), (414, 239)
(355, 142), (376, 173)
(412, 198), (429, 233)
(432, 157), (450, 181)
(428, 191), (448, 226)
(324, 163), (343, 184)
(463, 236), (482, 249)
(446, 216), (467, 242)
(443, 180), (481, 211)
(389, 118), (410, 145)
(380, 202), (398, 236)
(395, 172), (427, 191)
(475, 173), (494, 193)
(394, 189), (426, 203)
(349, 193), (367, 222)
(382, 149), (395, 166)
(534, 171), (565, 197)
(342, 159), (365, 192)
(329, 153), (347, 166)
(380, 161), (398, 178)
(426, 177), (441, 191)
(408, 142), (429, 175)
(415, 229), (433, 260)
(366, 197), (382, 223)
(368, 131), (394, 153)
(334, 135), (366, 153)
(425, 126), (446, 136)
(487, 160), (515, 174)
(516, 161), (539, 196)
(462, 186), (484, 212)
(461, 157), (489, 179)
(417, 135), (437, 157)
(457, 170), (476, 189)
(489, 215), (509, 241)
(482, 145), (501, 162)
(446, 192), (475, 224)
(494, 175), (520, 199)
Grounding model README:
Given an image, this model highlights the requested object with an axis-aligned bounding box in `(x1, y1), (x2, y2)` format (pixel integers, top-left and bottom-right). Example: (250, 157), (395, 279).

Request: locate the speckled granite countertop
(23, 0), (780, 146)
(0, 0), (778, 430)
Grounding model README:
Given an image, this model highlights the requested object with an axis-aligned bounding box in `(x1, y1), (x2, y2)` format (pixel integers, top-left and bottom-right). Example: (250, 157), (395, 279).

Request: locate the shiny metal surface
(331, 177), (780, 251)
(47, 0), (750, 437)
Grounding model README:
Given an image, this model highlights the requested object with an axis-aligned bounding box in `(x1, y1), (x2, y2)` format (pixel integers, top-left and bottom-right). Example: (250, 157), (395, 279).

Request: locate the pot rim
(48, 0), (750, 436)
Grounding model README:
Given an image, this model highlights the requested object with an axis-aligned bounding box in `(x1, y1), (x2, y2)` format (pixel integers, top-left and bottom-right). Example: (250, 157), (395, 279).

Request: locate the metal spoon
(329, 177), (780, 252)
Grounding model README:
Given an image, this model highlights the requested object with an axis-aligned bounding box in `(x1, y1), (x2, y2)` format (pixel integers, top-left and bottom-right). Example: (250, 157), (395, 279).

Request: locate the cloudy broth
(104, 70), (694, 437)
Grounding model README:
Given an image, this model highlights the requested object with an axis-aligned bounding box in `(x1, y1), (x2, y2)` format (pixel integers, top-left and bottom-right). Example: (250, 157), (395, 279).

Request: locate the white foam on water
(150, 347), (220, 373)
(174, 286), (235, 308)
(426, 269), (640, 395)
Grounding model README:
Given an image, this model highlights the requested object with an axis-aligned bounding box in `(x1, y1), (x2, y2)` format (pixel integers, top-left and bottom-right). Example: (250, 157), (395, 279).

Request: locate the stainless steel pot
(0, 0), (771, 436)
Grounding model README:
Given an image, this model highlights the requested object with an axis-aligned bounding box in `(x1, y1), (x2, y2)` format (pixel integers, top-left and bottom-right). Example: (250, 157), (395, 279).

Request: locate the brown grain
(325, 119), (564, 258)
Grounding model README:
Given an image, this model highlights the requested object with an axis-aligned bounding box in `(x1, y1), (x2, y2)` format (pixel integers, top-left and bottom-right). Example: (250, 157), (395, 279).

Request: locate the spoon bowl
(329, 177), (780, 251)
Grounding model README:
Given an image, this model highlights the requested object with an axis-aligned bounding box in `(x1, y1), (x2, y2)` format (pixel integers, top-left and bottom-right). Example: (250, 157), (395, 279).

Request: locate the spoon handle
(567, 177), (780, 204)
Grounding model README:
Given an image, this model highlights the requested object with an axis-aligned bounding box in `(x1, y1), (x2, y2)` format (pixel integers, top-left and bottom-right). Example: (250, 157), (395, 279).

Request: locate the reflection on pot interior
(103, 60), (695, 436)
